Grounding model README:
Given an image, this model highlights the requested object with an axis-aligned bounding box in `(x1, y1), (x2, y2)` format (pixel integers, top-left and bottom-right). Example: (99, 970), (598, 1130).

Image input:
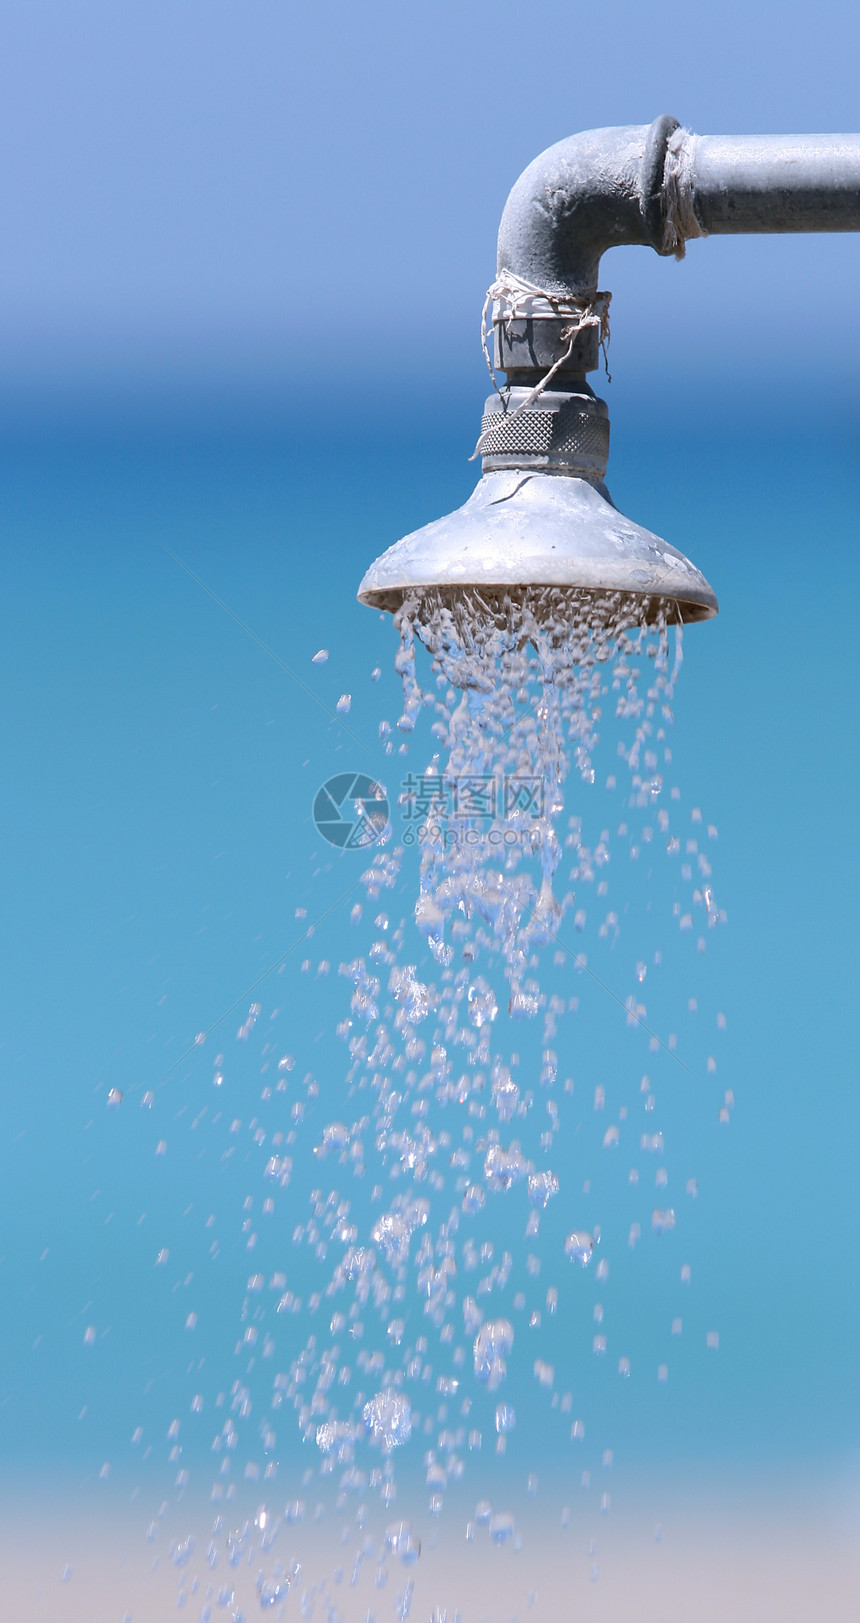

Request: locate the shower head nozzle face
(357, 472), (718, 626)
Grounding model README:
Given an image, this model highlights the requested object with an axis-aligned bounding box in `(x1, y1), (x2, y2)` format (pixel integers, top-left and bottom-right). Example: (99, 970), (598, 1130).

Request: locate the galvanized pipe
(691, 133), (860, 235)
(496, 116), (860, 296)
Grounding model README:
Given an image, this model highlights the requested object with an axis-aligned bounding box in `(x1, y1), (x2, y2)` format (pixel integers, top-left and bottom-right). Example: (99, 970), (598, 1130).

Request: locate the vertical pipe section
(691, 135), (860, 234)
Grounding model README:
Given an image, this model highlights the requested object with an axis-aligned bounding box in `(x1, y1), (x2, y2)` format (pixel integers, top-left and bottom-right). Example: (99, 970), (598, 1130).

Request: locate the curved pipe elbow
(497, 118), (860, 298)
(496, 115), (681, 296)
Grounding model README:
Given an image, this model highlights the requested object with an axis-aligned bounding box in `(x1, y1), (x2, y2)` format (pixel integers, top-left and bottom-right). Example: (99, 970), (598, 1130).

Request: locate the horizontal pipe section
(692, 134), (860, 235)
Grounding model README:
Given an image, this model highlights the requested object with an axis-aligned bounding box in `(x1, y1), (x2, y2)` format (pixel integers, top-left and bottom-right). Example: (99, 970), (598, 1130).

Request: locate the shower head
(356, 467), (717, 625)
(357, 382), (717, 625)
(358, 117), (860, 629)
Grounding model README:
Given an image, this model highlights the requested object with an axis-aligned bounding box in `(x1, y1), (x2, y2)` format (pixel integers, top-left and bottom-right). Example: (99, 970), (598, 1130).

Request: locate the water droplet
(315, 1421), (355, 1462)
(463, 1296), (483, 1335)
(528, 1170), (558, 1208)
(384, 1522), (421, 1565)
(489, 1512), (515, 1546)
(363, 1390), (412, 1452)
(473, 1320), (514, 1389)
(491, 1072), (519, 1122)
(483, 1143), (529, 1192)
(389, 965), (430, 1023)
(467, 980), (498, 1028)
(372, 1212), (411, 1267)
(564, 1231), (593, 1268)
(259, 1578), (290, 1608)
(316, 1121), (349, 1156)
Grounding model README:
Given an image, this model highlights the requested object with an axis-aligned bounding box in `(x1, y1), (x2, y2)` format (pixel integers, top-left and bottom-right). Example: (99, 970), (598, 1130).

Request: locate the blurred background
(0, 2), (858, 1618)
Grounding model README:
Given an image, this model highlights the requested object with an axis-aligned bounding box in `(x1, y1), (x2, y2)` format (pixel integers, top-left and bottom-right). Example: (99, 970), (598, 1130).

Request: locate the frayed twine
(471, 272), (611, 460)
(661, 128), (707, 260)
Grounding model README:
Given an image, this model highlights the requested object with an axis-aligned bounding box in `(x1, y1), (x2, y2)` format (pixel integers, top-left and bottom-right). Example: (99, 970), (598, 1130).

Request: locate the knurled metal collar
(480, 389), (610, 478)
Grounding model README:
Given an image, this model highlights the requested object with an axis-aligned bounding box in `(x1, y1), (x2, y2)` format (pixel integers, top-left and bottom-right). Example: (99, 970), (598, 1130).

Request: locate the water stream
(155, 589), (726, 1620)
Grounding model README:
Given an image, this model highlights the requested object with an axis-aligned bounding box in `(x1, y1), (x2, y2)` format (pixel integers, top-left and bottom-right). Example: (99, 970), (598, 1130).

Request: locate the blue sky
(1, 0), (859, 410)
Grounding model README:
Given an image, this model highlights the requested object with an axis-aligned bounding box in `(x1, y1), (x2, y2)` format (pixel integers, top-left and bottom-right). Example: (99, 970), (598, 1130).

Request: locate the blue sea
(0, 371), (857, 1619)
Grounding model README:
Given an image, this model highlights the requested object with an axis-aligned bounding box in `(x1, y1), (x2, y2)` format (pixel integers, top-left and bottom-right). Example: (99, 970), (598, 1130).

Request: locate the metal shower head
(356, 391), (717, 625)
(357, 369), (717, 623)
(356, 470), (717, 624)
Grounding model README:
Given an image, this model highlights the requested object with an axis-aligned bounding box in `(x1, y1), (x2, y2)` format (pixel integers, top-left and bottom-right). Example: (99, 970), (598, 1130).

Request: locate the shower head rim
(357, 582), (716, 625)
(357, 470), (718, 624)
